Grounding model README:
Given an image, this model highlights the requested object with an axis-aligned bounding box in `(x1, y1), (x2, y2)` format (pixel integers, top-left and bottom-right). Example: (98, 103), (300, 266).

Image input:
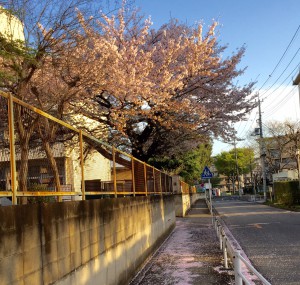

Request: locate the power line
(260, 47), (300, 100)
(232, 26), (300, 152)
(261, 64), (300, 115)
(259, 62), (300, 109)
(240, 75), (295, 141)
(239, 111), (258, 138)
(258, 24), (300, 92)
(263, 86), (297, 118)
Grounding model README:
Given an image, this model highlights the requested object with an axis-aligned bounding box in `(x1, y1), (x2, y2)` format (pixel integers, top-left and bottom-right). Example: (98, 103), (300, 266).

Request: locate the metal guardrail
(240, 194), (265, 202)
(206, 198), (272, 285)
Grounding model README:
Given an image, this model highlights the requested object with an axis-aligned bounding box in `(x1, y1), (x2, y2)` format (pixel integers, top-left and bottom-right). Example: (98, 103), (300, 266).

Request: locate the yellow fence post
(153, 166), (156, 194)
(165, 174), (167, 193)
(79, 130), (85, 200)
(144, 162), (148, 196)
(112, 147), (117, 198)
(131, 156), (135, 197)
(8, 93), (17, 205)
(159, 172), (162, 194)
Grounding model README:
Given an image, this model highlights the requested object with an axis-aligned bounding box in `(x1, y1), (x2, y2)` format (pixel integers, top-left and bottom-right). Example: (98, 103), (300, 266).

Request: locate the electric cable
(260, 47), (300, 100)
(258, 64), (300, 117)
(258, 24), (300, 92)
(263, 86), (297, 119)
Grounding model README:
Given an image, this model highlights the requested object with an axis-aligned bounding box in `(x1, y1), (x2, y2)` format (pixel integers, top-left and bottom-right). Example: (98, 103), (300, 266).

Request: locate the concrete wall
(174, 193), (190, 217)
(174, 193), (204, 217)
(0, 195), (175, 285)
(191, 193), (205, 204)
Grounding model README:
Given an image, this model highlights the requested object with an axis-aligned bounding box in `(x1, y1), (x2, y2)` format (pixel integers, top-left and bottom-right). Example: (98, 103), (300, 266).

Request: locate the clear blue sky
(135, 0), (300, 154)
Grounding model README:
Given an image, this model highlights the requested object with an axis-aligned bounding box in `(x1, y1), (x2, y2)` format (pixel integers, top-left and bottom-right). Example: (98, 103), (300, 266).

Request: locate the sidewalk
(130, 199), (234, 285)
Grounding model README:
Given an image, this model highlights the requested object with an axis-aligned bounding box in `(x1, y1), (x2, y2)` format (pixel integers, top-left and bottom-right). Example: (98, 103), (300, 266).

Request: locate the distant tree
(148, 142), (212, 184)
(210, 176), (222, 188)
(263, 120), (300, 176)
(214, 147), (255, 187)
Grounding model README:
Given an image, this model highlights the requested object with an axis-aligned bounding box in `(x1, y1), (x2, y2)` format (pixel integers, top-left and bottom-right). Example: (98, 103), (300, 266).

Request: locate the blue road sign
(201, 166), (213, 179)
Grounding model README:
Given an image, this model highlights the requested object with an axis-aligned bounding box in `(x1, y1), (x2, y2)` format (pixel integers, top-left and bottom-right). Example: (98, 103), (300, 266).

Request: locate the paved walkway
(130, 199), (234, 285)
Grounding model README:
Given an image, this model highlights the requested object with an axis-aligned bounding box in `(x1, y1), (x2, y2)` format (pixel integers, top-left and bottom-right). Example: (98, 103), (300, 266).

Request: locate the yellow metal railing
(0, 91), (175, 204)
(180, 181), (196, 194)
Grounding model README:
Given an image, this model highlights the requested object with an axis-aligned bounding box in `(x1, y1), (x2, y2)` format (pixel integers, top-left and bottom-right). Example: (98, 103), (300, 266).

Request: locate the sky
(134, 0), (300, 155)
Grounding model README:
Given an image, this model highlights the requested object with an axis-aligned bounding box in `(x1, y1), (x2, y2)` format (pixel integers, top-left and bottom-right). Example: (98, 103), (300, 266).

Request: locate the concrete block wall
(174, 193), (205, 217)
(0, 203), (43, 285)
(190, 193), (205, 204)
(174, 193), (190, 217)
(0, 195), (175, 285)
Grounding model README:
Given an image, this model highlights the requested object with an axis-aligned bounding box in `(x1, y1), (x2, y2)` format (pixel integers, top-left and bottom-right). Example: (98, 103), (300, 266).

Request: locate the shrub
(274, 181), (300, 206)
(27, 184), (56, 204)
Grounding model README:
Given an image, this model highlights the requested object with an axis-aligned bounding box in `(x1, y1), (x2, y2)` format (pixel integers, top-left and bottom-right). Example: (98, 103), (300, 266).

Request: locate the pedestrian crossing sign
(201, 166), (213, 179)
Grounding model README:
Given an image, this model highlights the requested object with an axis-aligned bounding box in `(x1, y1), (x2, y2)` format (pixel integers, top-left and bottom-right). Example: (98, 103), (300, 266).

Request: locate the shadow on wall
(0, 195), (176, 285)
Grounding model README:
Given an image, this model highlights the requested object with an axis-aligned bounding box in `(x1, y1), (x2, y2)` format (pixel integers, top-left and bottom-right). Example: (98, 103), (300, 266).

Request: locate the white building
(272, 169), (298, 182)
(0, 6), (25, 42)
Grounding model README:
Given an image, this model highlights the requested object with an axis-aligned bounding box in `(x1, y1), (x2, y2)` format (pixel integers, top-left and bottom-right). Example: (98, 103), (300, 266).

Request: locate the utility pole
(233, 135), (245, 195)
(293, 72), (300, 190)
(258, 96), (267, 200)
(231, 173), (235, 194)
(296, 149), (300, 190)
(249, 156), (254, 193)
(233, 137), (240, 194)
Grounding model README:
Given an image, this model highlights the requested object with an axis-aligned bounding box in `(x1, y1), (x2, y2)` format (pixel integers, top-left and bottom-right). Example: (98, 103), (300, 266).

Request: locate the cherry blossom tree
(0, 0), (115, 193)
(0, 1), (257, 195)
(78, 7), (256, 161)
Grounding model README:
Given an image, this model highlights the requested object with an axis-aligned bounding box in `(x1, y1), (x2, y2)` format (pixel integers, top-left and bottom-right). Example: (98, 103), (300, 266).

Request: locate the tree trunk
(43, 141), (61, 193)
(15, 104), (38, 203)
(37, 116), (62, 201)
(18, 142), (29, 192)
(132, 148), (146, 162)
(18, 138), (30, 204)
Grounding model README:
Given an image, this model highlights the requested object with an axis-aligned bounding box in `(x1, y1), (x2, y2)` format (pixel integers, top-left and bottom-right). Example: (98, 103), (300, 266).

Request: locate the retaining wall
(0, 195), (175, 285)
(174, 193), (204, 217)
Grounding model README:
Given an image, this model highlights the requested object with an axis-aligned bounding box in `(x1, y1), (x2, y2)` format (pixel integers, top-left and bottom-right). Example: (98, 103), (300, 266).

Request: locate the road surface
(213, 197), (300, 285)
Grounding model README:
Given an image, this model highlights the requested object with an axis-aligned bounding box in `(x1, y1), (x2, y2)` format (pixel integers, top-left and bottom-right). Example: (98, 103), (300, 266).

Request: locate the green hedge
(27, 184), (56, 204)
(274, 181), (300, 205)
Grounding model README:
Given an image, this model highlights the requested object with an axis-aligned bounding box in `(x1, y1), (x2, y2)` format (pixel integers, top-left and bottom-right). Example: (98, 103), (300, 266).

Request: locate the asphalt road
(213, 197), (300, 285)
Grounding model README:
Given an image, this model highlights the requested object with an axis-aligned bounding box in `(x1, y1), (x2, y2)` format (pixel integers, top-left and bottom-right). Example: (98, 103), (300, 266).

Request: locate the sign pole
(201, 166), (213, 214)
(209, 178), (212, 213)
